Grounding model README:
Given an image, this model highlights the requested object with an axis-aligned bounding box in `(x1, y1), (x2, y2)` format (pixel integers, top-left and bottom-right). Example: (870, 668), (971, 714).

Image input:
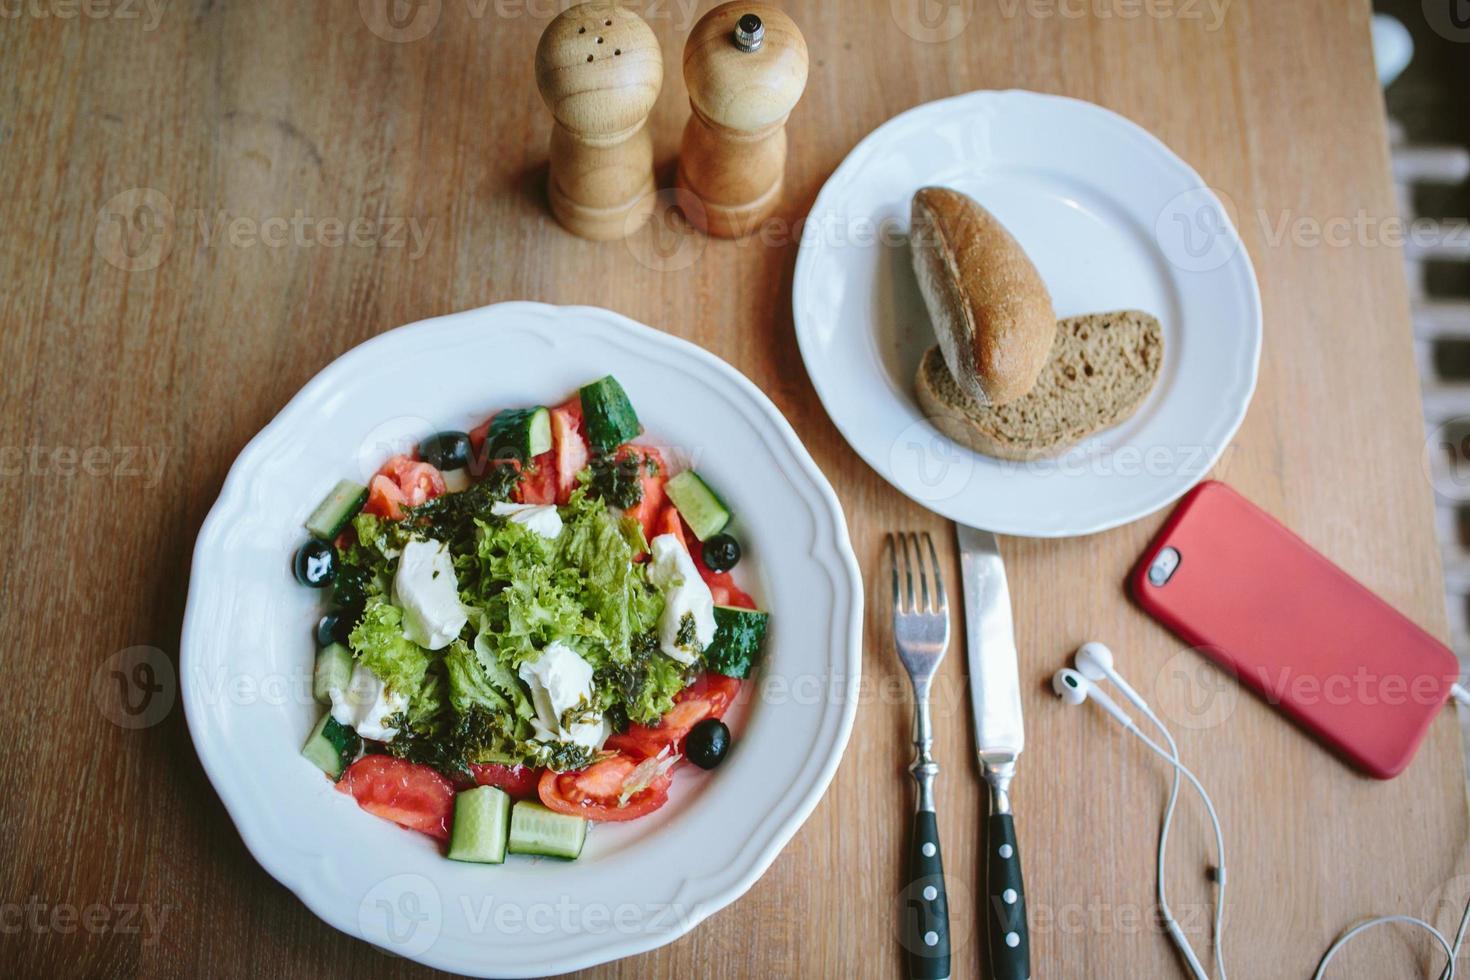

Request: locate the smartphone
(1130, 481), (1459, 779)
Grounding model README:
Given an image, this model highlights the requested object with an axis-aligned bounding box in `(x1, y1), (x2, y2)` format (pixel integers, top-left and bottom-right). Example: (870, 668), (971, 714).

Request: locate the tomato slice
(336, 755), (455, 842)
(709, 581), (757, 609)
(620, 447), (667, 542)
(466, 416), (495, 475)
(550, 401), (589, 505)
(537, 752), (672, 822)
(364, 474), (408, 520)
(653, 503), (686, 549)
(394, 462), (447, 507)
(552, 394), (585, 431)
(605, 673), (741, 761)
(698, 554), (758, 609)
(468, 416), (492, 452)
(470, 762), (543, 800)
(516, 449), (558, 504)
(368, 454), (446, 513)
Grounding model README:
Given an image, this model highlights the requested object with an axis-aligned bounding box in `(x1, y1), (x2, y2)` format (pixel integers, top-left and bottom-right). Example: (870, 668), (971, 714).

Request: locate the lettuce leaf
(458, 486), (679, 728)
(554, 488), (664, 662)
(444, 639), (511, 715)
(347, 598), (431, 694)
(350, 512), (411, 562)
(401, 659), (448, 732)
(596, 640), (690, 726)
(464, 500), (608, 666)
(386, 648), (532, 778)
(472, 631), (535, 720)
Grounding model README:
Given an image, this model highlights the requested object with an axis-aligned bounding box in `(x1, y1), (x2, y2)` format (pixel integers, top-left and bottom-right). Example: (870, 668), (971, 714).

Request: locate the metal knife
(956, 525), (1030, 980)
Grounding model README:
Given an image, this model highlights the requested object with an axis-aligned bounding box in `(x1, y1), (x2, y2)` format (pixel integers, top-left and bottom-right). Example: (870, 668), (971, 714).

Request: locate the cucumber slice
(301, 712), (361, 779)
(579, 376), (641, 452)
(705, 605), (769, 679)
(448, 786), (511, 864)
(304, 480), (368, 540)
(665, 471), (732, 541)
(486, 407), (552, 464)
(312, 642), (354, 705)
(507, 801), (587, 859)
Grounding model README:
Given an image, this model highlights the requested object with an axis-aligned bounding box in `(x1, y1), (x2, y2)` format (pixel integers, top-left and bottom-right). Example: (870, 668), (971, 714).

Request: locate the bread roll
(909, 187), (1056, 405)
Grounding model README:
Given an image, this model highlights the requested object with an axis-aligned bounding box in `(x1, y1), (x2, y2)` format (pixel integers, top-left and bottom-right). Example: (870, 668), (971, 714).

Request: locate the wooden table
(4, 0), (1466, 976)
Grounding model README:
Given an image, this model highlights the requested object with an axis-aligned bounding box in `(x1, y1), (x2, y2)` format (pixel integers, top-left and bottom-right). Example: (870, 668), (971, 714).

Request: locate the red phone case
(1131, 481), (1459, 779)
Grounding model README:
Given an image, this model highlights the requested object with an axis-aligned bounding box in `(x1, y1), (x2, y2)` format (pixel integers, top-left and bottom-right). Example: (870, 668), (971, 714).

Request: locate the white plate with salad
(181, 302), (862, 977)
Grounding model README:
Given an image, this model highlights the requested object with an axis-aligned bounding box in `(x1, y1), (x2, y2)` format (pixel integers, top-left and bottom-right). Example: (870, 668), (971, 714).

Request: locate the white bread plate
(793, 89), (1262, 537)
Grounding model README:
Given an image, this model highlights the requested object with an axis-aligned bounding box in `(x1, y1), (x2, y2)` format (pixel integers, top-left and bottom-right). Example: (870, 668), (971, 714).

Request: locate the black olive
(332, 612), (356, 645)
(420, 430), (471, 472)
(293, 539), (336, 587)
(685, 718), (730, 769)
(314, 612), (339, 647)
(315, 612), (355, 647)
(701, 534), (741, 573)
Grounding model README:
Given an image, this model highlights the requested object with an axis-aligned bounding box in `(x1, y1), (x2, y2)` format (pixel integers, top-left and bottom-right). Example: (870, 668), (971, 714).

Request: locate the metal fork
(887, 531), (952, 980)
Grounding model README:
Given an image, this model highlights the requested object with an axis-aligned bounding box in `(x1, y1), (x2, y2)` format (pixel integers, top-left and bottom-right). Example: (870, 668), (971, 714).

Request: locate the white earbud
(1074, 641), (1151, 714)
(1055, 656), (1220, 980)
(1052, 667), (1136, 730)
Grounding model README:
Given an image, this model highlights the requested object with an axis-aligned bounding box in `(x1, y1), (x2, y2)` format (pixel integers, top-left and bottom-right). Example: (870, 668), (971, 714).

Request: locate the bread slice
(909, 187), (1056, 406)
(915, 311), (1164, 461)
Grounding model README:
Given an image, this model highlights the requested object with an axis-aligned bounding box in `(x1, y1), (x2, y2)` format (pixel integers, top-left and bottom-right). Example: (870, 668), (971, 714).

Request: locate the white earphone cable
(1117, 714), (1464, 980)
(1312, 904), (1470, 980)
(1069, 652), (1470, 979)
(1149, 719), (1202, 980)
(1123, 717), (1229, 980)
(1131, 701), (1224, 980)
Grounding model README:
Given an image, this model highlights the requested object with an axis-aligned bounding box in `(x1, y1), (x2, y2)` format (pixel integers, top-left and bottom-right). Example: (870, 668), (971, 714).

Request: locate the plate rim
(792, 88), (1263, 537)
(180, 301), (864, 976)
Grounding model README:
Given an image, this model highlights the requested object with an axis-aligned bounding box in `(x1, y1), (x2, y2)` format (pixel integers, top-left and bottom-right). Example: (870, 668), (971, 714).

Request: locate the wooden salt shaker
(535, 3), (662, 241)
(677, 3), (808, 238)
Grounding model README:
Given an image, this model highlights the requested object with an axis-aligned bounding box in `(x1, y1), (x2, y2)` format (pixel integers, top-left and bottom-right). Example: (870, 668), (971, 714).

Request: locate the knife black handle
(904, 809), (951, 979)
(986, 812), (1030, 980)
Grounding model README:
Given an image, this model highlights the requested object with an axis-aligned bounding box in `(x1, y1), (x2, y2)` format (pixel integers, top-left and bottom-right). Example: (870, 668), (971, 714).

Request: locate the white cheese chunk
(441, 467), (472, 494)
(329, 662), (409, 742)
(491, 501), (564, 540)
(392, 538), (467, 650)
(647, 533), (717, 665)
(518, 640), (606, 750)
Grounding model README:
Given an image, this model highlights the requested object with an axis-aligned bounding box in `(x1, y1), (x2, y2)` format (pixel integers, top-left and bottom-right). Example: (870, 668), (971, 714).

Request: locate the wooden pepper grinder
(535, 3), (662, 241)
(677, 3), (808, 238)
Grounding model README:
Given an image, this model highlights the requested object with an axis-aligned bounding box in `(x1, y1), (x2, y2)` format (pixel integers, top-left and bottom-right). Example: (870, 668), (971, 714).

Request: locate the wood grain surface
(3, 0), (1466, 976)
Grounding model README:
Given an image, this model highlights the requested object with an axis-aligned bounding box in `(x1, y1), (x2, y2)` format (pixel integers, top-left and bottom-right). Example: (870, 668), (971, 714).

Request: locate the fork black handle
(904, 809), (950, 979)
(986, 812), (1030, 980)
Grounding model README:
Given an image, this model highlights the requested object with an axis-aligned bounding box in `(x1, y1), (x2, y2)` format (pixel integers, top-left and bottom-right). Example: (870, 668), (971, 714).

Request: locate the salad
(291, 376), (769, 864)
